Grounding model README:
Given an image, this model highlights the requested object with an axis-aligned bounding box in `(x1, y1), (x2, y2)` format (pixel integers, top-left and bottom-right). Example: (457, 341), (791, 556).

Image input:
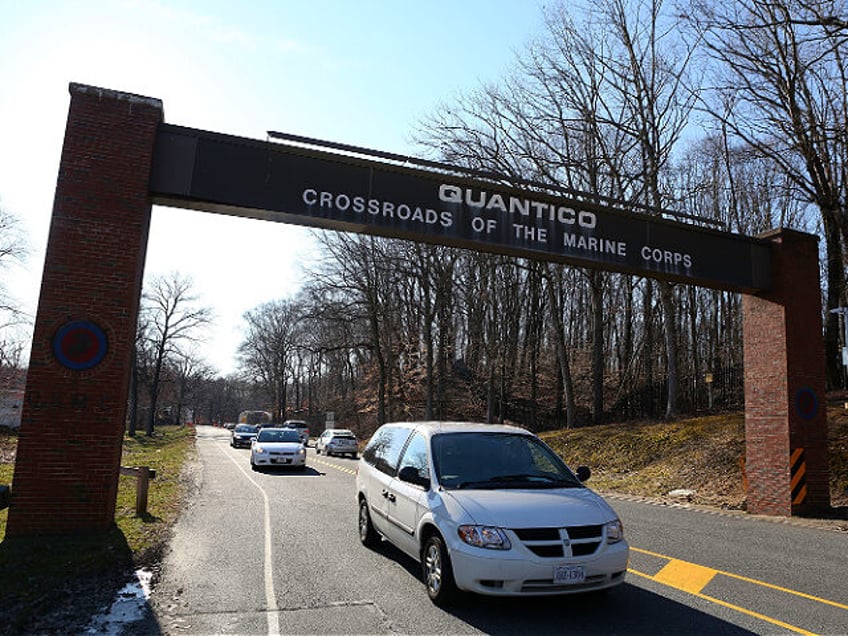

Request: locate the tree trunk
(545, 265), (576, 428)
(128, 353), (138, 436)
(823, 211), (845, 388)
(590, 271), (604, 425)
(642, 280), (655, 418)
(660, 281), (679, 419)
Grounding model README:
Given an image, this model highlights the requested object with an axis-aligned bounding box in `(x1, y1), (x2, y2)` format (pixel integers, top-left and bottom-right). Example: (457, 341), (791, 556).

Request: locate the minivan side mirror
(398, 465), (431, 490)
(576, 466), (591, 482)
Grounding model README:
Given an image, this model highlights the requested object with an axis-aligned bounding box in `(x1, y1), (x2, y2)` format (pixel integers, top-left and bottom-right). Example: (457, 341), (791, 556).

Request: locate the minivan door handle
(381, 489), (396, 502)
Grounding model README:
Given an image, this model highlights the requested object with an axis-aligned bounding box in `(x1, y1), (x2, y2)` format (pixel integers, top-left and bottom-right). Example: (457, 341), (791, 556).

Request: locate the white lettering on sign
(471, 217), (498, 233)
(513, 223), (548, 242)
(438, 184), (597, 229)
(303, 188), (454, 228)
(563, 233), (626, 256)
(641, 245), (693, 268)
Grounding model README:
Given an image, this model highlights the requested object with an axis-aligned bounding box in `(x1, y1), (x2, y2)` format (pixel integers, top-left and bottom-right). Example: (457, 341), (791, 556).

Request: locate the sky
(0, 0), (550, 375)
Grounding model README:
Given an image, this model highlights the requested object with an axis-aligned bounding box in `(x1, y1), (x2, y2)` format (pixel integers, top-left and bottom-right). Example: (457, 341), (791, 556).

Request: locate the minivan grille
(512, 525), (603, 559)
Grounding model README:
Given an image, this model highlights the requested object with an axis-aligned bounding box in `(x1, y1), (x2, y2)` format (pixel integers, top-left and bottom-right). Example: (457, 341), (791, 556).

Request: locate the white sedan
(250, 428), (307, 471)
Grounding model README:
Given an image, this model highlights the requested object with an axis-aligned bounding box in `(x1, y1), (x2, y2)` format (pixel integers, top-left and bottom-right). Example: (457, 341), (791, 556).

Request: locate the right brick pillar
(742, 228), (830, 516)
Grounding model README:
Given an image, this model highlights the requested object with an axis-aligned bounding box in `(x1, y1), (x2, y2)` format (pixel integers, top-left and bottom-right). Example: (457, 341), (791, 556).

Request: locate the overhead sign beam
(7, 85), (824, 537)
(150, 124), (770, 293)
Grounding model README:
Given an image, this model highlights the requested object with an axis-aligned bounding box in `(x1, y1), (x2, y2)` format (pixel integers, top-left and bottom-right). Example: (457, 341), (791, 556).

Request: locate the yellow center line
(627, 569), (817, 636)
(629, 547), (848, 636)
(632, 547), (848, 611)
(311, 456), (357, 475)
(652, 558), (717, 595)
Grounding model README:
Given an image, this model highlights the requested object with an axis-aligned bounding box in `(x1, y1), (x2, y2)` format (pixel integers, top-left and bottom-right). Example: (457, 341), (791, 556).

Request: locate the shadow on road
(366, 538), (756, 635)
(251, 465), (324, 476)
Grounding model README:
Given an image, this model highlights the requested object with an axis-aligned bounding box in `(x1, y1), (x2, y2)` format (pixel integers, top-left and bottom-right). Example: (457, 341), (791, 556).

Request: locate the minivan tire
(358, 499), (380, 548)
(422, 534), (458, 606)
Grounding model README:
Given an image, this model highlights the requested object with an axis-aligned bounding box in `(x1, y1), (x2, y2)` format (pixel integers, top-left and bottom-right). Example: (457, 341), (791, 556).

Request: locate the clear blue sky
(0, 0), (549, 373)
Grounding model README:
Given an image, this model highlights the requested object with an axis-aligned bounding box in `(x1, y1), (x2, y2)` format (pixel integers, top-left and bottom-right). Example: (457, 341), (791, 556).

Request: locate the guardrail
(120, 466), (156, 516)
(0, 469), (155, 515)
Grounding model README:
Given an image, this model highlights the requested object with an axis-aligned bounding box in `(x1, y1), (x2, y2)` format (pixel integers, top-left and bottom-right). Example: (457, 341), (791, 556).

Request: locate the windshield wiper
(454, 474), (580, 489)
(455, 480), (499, 490)
(497, 473), (581, 487)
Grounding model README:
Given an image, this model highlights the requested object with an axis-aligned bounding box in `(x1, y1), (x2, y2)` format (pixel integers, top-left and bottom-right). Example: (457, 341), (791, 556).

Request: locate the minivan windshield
(431, 432), (582, 490)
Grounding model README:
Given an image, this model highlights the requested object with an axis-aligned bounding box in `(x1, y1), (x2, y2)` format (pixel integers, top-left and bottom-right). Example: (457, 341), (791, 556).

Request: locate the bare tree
(0, 202), (29, 382)
(416, 0), (698, 420)
(309, 232), (406, 425)
(127, 316), (148, 436)
(542, 263), (578, 427)
(139, 272), (213, 435)
(401, 242), (459, 419)
(238, 299), (302, 422)
(684, 0), (848, 385)
(172, 351), (214, 425)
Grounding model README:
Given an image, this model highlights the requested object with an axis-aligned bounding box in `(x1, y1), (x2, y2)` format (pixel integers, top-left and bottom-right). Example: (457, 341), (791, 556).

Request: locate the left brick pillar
(7, 84), (162, 536)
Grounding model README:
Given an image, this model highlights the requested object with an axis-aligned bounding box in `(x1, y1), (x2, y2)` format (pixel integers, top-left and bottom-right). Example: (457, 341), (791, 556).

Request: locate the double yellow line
(311, 455), (357, 476)
(629, 547), (848, 635)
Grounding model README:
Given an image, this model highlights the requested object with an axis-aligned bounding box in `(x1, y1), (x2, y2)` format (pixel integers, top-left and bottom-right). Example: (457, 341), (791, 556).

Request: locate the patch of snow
(85, 568), (153, 635)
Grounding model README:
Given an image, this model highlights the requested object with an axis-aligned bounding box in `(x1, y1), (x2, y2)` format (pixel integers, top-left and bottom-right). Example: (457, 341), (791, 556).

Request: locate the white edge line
(218, 444), (280, 636)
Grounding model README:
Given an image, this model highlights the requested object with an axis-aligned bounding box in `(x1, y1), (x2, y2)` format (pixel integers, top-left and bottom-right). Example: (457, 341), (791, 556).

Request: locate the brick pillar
(742, 229), (830, 517)
(7, 84), (162, 536)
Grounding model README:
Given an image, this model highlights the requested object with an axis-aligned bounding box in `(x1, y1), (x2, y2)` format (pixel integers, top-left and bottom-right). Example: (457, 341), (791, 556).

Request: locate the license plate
(553, 565), (586, 584)
(272, 458), (291, 464)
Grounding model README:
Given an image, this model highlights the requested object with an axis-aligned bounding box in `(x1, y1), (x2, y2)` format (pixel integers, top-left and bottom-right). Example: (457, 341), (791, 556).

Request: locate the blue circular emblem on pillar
(794, 387), (819, 421)
(52, 320), (108, 370)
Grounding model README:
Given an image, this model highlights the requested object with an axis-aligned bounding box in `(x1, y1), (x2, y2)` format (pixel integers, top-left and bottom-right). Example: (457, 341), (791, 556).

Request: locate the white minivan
(355, 421), (628, 605)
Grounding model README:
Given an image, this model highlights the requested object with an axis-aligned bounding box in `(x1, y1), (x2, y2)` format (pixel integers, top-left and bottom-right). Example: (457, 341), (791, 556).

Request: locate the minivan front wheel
(422, 534), (457, 606)
(358, 499), (380, 548)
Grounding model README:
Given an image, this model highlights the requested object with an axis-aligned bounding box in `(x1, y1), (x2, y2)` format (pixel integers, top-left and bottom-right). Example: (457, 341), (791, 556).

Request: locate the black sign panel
(150, 124), (771, 292)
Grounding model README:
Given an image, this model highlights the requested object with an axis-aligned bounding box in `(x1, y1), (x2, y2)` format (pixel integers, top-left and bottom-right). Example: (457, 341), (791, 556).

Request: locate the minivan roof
(379, 421), (531, 438)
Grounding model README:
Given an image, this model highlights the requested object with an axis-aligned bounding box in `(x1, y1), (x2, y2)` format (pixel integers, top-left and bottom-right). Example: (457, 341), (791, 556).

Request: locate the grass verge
(540, 407), (848, 511)
(541, 413), (749, 508)
(0, 425), (195, 634)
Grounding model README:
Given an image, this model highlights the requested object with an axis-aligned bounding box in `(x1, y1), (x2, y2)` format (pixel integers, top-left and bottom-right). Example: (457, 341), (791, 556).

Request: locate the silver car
(316, 429), (359, 458)
(282, 419), (310, 446)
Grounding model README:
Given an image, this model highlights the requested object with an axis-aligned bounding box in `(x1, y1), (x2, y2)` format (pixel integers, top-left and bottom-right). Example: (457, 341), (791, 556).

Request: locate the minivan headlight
(606, 520), (624, 543)
(458, 525), (512, 550)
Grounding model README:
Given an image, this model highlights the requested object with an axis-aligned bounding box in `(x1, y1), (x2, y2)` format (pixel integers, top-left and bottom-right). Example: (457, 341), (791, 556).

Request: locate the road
(145, 425), (848, 635)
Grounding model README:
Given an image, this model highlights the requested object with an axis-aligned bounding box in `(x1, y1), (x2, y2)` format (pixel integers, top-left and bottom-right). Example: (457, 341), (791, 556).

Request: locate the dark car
(231, 424), (259, 448)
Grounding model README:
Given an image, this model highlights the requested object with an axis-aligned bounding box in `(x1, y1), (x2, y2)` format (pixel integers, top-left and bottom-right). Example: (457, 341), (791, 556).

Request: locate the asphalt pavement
(108, 425), (848, 635)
